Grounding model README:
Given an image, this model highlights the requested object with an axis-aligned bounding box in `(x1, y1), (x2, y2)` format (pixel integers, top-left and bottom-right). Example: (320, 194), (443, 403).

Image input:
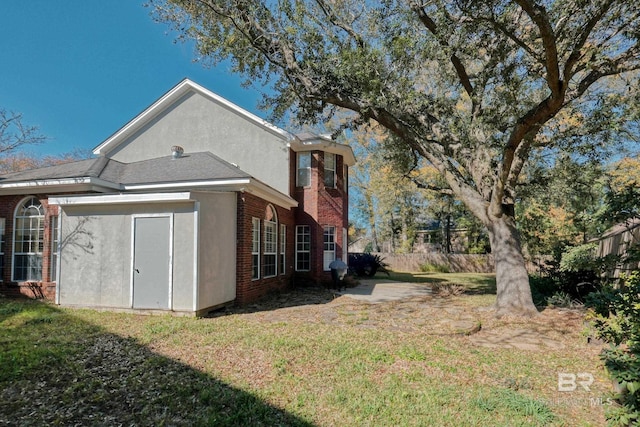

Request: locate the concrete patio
(336, 279), (433, 303)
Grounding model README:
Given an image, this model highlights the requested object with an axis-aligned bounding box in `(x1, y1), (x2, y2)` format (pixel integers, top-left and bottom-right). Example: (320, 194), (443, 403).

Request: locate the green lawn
(0, 277), (609, 426)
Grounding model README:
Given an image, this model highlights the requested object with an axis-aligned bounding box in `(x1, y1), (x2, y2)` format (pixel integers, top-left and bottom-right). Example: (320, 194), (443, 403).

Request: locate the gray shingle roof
(103, 152), (250, 185)
(0, 152), (251, 187)
(0, 158), (102, 182)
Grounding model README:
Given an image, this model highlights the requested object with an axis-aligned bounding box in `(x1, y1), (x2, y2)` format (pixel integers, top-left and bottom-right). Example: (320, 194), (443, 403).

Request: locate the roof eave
(289, 137), (356, 166)
(0, 177), (121, 195)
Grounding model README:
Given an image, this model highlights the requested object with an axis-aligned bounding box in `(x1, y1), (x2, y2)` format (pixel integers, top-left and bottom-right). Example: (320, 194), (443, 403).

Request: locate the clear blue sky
(0, 1), (265, 157)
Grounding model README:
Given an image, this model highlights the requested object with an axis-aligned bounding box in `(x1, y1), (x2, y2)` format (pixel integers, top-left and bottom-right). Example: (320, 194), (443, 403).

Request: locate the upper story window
(13, 197), (44, 281)
(324, 153), (336, 188)
(297, 152), (311, 187)
(343, 164), (348, 192)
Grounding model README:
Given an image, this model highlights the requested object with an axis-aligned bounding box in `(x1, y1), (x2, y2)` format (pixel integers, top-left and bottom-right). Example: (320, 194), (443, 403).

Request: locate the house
(595, 218), (640, 278)
(0, 79), (355, 315)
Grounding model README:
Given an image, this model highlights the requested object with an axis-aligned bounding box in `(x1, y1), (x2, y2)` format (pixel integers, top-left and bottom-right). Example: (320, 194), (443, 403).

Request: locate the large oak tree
(150, 0), (640, 316)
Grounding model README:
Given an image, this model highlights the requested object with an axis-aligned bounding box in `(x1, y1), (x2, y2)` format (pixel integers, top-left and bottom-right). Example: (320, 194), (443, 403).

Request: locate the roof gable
(93, 79), (294, 157)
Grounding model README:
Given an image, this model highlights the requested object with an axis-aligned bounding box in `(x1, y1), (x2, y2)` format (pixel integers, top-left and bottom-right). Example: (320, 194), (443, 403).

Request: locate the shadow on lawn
(0, 298), (312, 426)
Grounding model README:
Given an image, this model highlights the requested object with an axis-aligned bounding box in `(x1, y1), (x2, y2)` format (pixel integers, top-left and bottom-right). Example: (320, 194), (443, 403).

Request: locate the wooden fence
(367, 252), (549, 274)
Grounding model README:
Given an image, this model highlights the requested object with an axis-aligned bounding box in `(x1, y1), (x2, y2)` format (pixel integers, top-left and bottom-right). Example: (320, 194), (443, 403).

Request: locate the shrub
(559, 243), (598, 273)
(419, 262), (451, 273)
(348, 253), (389, 277)
(585, 272), (640, 426)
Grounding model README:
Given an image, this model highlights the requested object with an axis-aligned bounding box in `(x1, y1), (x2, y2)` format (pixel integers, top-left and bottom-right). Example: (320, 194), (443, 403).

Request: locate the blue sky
(0, 1), (266, 157)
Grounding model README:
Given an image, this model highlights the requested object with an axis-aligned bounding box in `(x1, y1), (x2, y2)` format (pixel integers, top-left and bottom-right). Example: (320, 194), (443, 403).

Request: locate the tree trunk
(487, 213), (538, 317)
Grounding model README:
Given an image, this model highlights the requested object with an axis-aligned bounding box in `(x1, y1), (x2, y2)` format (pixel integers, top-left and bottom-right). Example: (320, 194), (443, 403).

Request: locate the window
(343, 164), (348, 192)
(297, 152), (311, 187)
(13, 197), (44, 281)
(50, 215), (59, 281)
(264, 206), (277, 277)
(252, 217), (260, 280)
(279, 224), (286, 275)
(324, 153), (336, 188)
(323, 226), (336, 271)
(0, 218), (5, 281)
(296, 225), (310, 271)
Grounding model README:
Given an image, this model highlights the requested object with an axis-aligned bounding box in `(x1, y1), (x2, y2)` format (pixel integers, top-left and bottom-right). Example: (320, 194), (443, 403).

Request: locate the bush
(560, 243), (598, 273)
(530, 244), (601, 303)
(348, 253), (389, 277)
(420, 262), (451, 273)
(419, 262), (451, 273)
(585, 273), (640, 426)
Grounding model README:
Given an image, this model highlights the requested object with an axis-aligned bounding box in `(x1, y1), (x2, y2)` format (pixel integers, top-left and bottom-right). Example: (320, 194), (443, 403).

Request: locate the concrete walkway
(336, 279), (432, 303)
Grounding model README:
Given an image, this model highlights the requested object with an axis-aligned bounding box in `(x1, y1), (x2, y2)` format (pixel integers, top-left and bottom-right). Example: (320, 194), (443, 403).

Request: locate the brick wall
(235, 192), (296, 304)
(0, 194), (58, 300)
(292, 150), (349, 285)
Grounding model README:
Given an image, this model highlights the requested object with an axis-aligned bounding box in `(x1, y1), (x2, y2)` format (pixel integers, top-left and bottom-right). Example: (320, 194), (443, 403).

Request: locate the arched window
(13, 197), (44, 281)
(264, 205), (278, 277)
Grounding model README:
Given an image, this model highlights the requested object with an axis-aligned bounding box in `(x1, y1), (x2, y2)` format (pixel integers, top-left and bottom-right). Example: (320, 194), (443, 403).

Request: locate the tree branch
(410, 3), (476, 111)
(514, 0), (562, 97)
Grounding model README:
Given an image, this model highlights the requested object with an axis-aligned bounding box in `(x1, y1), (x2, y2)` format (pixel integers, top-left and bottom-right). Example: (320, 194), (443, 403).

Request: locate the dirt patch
(215, 286), (588, 351)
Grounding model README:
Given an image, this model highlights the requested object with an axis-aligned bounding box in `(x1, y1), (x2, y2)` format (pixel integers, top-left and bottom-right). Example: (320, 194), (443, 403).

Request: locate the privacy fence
(367, 252), (549, 275)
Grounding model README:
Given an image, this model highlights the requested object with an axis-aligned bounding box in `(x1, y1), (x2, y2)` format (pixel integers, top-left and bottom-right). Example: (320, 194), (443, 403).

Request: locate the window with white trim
(13, 197), (44, 281)
(324, 153), (336, 188)
(279, 224), (286, 275)
(323, 226), (336, 271)
(295, 225), (310, 271)
(264, 206), (277, 278)
(343, 164), (348, 192)
(251, 217), (260, 280)
(50, 215), (59, 281)
(297, 152), (311, 187)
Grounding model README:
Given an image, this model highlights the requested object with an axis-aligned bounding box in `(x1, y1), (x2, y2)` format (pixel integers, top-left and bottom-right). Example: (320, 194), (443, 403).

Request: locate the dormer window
(324, 153), (336, 188)
(297, 152), (311, 187)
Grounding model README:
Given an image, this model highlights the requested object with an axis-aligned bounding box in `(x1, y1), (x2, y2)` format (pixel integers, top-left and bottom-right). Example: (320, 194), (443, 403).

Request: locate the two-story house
(0, 79), (355, 315)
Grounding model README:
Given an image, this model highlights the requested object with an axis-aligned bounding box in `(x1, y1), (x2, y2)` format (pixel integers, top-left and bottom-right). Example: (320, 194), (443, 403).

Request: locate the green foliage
(559, 243), (598, 273)
(348, 253), (389, 277)
(585, 273), (640, 426)
(517, 155), (606, 256)
(419, 262), (451, 274)
(471, 388), (556, 425)
(529, 256), (600, 305)
(151, 0), (640, 315)
(545, 291), (582, 308)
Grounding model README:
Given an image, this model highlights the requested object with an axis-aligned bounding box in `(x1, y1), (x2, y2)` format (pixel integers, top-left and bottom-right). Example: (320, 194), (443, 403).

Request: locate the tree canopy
(150, 0), (640, 315)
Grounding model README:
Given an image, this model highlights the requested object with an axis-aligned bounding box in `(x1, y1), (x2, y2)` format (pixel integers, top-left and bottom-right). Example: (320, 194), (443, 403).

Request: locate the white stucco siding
(57, 203), (196, 311)
(58, 207), (131, 307)
(194, 191), (237, 311)
(171, 209), (196, 310)
(105, 92), (291, 194)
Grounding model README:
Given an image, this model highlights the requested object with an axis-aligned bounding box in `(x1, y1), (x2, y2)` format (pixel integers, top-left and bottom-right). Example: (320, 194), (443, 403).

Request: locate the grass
(385, 270), (497, 294)
(0, 273), (609, 426)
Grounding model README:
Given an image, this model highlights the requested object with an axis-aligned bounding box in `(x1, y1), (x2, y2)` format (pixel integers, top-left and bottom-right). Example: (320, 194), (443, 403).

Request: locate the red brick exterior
(0, 194), (59, 300)
(291, 150), (349, 285)
(0, 148), (349, 306)
(235, 192), (296, 304)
